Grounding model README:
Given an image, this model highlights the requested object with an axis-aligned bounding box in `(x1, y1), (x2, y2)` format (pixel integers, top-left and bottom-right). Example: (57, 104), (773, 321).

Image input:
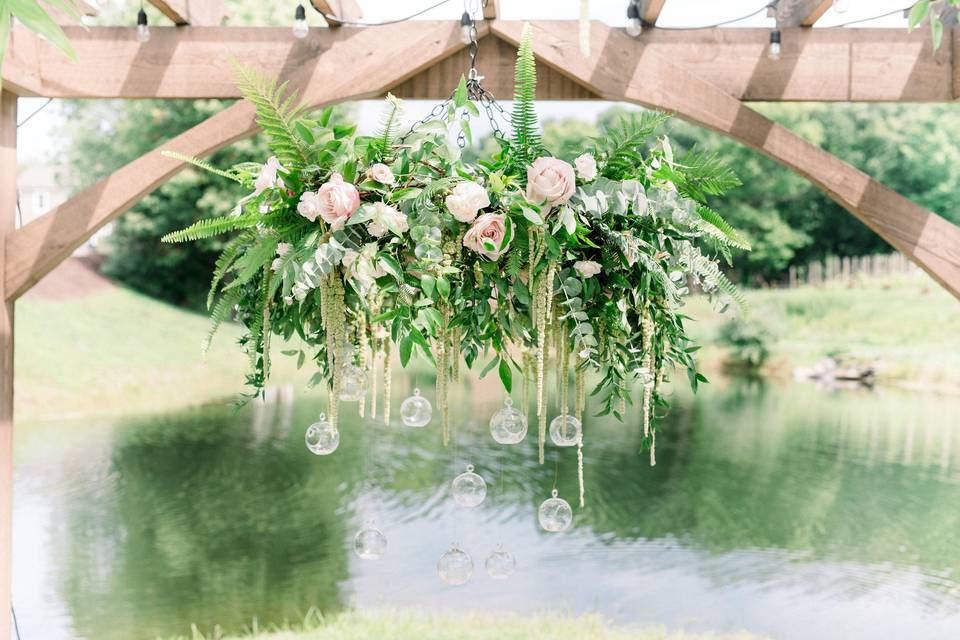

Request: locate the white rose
(574, 260), (602, 278)
(445, 181), (490, 223)
(366, 163), (396, 185)
(297, 191), (322, 222)
(575, 153), (597, 181)
(367, 219), (386, 237)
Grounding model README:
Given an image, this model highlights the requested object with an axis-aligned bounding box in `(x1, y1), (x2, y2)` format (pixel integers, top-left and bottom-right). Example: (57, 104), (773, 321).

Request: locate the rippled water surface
(12, 378), (960, 639)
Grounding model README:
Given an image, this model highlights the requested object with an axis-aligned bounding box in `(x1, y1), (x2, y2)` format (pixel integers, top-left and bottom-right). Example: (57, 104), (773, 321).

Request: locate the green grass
(686, 272), (960, 388)
(164, 609), (766, 640)
(15, 286), (308, 421)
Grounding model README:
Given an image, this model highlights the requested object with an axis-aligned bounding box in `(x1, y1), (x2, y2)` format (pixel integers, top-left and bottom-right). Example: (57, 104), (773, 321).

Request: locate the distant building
(17, 164), (110, 253)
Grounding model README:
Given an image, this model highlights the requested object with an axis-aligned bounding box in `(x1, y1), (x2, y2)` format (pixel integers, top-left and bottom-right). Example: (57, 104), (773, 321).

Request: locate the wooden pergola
(2, 0), (960, 634)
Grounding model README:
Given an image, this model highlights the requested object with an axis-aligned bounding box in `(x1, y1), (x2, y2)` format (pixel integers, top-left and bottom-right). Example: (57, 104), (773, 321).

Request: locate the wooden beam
(309, 0), (363, 26)
(3, 24), (951, 101)
(640, 0), (667, 25)
(3, 22), (475, 301)
(147, 0), (226, 26)
(0, 89), (16, 640)
(483, 0), (499, 20)
(776, 0), (833, 27)
(494, 20), (960, 300)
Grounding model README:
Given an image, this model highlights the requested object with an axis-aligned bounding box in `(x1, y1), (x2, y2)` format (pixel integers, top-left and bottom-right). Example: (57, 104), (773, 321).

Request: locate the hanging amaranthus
(641, 308), (654, 440)
(383, 336), (392, 426)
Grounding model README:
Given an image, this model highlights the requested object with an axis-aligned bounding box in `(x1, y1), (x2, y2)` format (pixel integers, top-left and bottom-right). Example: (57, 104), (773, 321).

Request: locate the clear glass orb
(489, 398), (527, 445)
(305, 414), (339, 455)
(538, 489), (573, 532)
(338, 363), (367, 402)
(437, 544), (473, 585)
(400, 388), (432, 427)
(549, 414), (582, 447)
(485, 544), (516, 579)
(451, 464), (486, 508)
(353, 521), (387, 560)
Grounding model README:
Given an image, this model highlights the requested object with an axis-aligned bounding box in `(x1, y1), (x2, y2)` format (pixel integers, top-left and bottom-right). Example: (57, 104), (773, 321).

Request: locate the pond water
(11, 377), (960, 639)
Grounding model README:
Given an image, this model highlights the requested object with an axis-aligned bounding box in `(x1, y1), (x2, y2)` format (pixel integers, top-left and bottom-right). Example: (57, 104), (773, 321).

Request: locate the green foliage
(232, 61), (310, 167)
(909, 0), (960, 49)
(161, 213), (264, 243)
(510, 23), (541, 165)
(161, 151), (245, 183)
(0, 0), (78, 90)
(591, 112), (669, 179)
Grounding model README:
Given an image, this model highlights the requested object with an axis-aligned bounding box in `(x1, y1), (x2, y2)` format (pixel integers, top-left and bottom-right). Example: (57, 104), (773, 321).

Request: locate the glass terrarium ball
(400, 388), (432, 427)
(485, 545), (516, 579)
(489, 398), (527, 445)
(305, 414), (339, 455)
(338, 363), (367, 402)
(538, 489), (573, 532)
(451, 464), (487, 508)
(353, 522), (387, 560)
(549, 414), (582, 447)
(437, 544), (474, 585)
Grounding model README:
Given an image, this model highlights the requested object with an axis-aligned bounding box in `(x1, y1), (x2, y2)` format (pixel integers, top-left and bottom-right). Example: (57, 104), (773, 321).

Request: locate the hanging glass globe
(399, 388), (432, 427)
(549, 414), (582, 447)
(338, 363), (367, 401)
(305, 414), (339, 455)
(538, 489), (573, 532)
(484, 544), (516, 579)
(353, 520), (387, 560)
(451, 464), (486, 507)
(437, 544), (473, 585)
(489, 397), (527, 444)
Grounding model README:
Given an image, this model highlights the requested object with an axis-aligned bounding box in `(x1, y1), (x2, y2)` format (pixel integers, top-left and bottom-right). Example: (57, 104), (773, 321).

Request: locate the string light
(136, 5), (150, 43)
(459, 10), (474, 44)
(625, 1), (642, 37)
(293, 3), (309, 39)
(768, 28), (781, 60)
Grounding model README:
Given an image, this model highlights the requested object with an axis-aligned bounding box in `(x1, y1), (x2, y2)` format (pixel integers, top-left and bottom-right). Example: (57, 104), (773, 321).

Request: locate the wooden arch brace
(492, 20), (960, 300)
(3, 21), (481, 301)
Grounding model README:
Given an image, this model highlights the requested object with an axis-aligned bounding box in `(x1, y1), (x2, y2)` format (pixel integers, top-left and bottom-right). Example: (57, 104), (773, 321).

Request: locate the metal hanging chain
(400, 6), (510, 147)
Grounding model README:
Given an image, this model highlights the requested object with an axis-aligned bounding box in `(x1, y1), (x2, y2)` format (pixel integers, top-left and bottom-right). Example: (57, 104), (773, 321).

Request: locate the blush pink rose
(316, 173), (360, 229)
(574, 153), (597, 181)
(526, 156), (576, 207)
(366, 163), (395, 185)
(445, 181), (490, 223)
(574, 260), (602, 278)
(463, 213), (511, 261)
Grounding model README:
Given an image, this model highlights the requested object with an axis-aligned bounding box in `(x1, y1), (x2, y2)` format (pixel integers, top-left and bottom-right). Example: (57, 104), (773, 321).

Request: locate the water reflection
(12, 377), (960, 639)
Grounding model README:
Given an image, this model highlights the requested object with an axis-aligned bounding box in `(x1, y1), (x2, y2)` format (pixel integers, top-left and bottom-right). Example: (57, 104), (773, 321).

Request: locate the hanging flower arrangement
(163, 25), (748, 490)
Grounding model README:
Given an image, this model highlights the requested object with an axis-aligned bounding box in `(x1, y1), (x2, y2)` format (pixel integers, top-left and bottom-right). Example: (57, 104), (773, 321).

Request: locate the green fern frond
(510, 23), (541, 165)
(232, 61), (309, 167)
(203, 287), (243, 354)
(674, 149), (742, 202)
(505, 244), (525, 277)
(161, 151), (244, 183)
(225, 235), (281, 293)
(207, 232), (256, 309)
(697, 206), (751, 251)
(698, 259), (748, 311)
(374, 93), (403, 156)
(595, 111), (670, 178)
(162, 214), (263, 243)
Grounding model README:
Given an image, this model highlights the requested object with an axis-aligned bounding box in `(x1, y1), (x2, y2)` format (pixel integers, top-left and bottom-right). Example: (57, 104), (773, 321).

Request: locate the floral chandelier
(163, 24), (748, 583)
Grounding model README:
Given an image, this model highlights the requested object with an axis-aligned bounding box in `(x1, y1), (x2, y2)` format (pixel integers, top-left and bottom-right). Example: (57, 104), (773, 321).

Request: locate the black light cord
(824, 5), (914, 28)
(652, 1), (776, 30)
(315, 0), (456, 27)
(16, 98), (52, 129)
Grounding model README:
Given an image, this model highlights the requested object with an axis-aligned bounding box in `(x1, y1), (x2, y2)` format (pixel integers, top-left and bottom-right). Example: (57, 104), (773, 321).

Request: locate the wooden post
(0, 89), (16, 640)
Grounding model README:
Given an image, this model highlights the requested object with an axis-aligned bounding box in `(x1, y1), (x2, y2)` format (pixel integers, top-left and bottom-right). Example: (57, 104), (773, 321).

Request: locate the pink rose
(574, 153), (597, 181)
(316, 173), (360, 229)
(526, 156), (576, 207)
(366, 163), (395, 185)
(297, 191), (322, 222)
(463, 213), (511, 261)
(253, 156), (288, 196)
(445, 181), (490, 223)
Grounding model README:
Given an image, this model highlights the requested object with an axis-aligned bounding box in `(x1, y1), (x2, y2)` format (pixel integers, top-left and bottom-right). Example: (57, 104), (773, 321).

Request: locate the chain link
(399, 7), (509, 148)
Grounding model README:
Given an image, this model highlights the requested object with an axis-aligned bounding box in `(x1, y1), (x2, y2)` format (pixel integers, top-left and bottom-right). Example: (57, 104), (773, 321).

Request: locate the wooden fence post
(0, 89), (16, 640)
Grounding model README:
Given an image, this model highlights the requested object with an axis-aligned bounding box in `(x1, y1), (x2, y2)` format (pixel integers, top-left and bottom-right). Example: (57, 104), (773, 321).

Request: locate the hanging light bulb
(625, 1), (643, 37)
(832, 0), (849, 14)
(460, 11), (474, 44)
(292, 4), (309, 39)
(136, 8), (150, 43)
(768, 29), (782, 61)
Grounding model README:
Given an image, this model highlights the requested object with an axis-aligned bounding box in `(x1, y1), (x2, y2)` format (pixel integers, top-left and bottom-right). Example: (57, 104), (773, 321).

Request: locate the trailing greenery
(165, 37), (746, 465)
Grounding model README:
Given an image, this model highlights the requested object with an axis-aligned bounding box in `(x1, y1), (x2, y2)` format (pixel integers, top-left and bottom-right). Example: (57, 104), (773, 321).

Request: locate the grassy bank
(15, 272), (959, 421)
(165, 609), (765, 640)
(685, 272), (960, 390)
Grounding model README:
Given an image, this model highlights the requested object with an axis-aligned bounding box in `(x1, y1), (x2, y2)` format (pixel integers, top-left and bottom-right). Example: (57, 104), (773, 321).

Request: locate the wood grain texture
(640, 0), (667, 24)
(390, 35), (597, 100)
(0, 90), (16, 640)
(483, 0), (499, 20)
(776, 0), (833, 27)
(494, 20), (960, 300)
(3, 24), (951, 101)
(148, 0), (226, 26)
(4, 22), (473, 301)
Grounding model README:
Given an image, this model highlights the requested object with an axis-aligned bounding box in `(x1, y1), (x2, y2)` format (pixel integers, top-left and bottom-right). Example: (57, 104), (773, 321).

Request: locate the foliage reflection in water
(11, 377), (960, 640)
